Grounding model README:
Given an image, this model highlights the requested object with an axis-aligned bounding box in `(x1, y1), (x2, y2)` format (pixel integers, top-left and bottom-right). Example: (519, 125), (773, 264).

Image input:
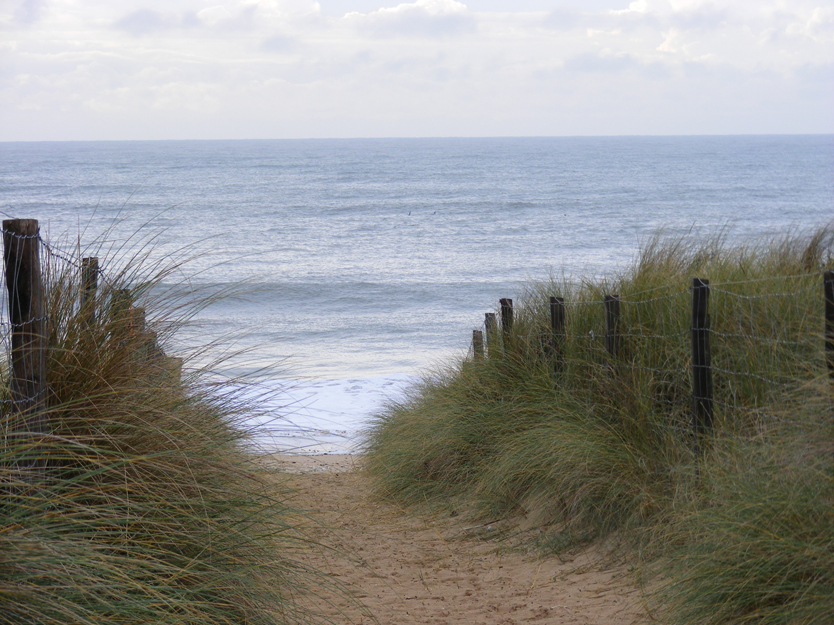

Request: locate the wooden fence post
(604, 294), (621, 359)
(485, 312), (497, 358)
(825, 271), (834, 379)
(500, 298), (513, 348)
(691, 278), (713, 449)
(2, 219), (47, 441)
(550, 296), (565, 371)
(81, 257), (98, 325)
(472, 330), (484, 359)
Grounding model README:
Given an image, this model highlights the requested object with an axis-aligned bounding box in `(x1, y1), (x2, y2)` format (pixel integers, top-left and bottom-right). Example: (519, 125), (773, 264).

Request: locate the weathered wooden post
(500, 298), (513, 349)
(485, 312), (497, 358)
(604, 294), (621, 359)
(80, 256), (98, 325)
(2, 219), (47, 442)
(472, 329), (484, 359)
(550, 296), (565, 371)
(825, 271), (834, 379)
(691, 278), (713, 451)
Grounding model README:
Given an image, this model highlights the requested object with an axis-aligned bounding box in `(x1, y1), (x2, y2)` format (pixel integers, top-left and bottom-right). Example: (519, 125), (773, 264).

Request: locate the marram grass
(0, 241), (334, 624)
(650, 376), (834, 625)
(365, 226), (834, 623)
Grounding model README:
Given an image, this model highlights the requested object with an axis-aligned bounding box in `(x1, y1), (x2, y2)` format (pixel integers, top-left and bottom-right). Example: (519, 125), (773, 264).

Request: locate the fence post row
(824, 271), (834, 379)
(467, 273), (834, 458)
(691, 278), (714, 450)
(2, 219), (47, 442)
(1, 219), (195, 458)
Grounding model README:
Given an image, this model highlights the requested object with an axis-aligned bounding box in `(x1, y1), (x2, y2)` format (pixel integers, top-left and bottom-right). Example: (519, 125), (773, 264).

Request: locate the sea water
(2, 136), (832, 452)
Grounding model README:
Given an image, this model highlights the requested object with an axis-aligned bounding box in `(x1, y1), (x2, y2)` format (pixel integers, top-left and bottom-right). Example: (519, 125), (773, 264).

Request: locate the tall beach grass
(1, 235), (332, 624)
(651, 375), (834, 624)
(365, 226), (834, 623)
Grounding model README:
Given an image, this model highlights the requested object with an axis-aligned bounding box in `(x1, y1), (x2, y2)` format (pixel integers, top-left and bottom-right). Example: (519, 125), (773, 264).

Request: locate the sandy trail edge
(262, 453), (650, 625)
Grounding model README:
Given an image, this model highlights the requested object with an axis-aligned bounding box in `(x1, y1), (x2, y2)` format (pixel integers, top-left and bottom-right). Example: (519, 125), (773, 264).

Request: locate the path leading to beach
(268, 454), (648, 625)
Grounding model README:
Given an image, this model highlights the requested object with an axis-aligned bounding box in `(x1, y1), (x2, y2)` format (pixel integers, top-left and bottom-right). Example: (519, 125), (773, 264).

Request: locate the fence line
(2, 219), (181, 468)
(471, 269), (834, 451)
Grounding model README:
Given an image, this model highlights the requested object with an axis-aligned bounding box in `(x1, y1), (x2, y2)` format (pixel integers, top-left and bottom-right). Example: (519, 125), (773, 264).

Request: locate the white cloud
(668, 0), (706, 9)
(110, 1), (320, 35)
(1, 0), (832, 139)
(564, 51), (636, 73)
(542, 9), (581, 31)
(670, 5), (730, 31)
(657, 27), (680, 52)
(373, 0), (469, 16)
(114, 9), (177, 35)
(250, 0), (322, 18)
(346, 0), (475, 38)
(260, 33), (296, 52)
(791, 6), (834, 42)
(610, 0), (649, 16)
(198, 6), (234, 26)
(13, 0), (48, 25)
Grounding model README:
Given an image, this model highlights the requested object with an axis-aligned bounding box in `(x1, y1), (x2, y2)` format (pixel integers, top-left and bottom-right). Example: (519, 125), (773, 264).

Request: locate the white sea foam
(236, 374), (418, 454)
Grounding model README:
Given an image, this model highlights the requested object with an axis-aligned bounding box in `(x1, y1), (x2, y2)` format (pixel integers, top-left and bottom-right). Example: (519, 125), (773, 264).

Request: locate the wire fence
(2, 227), (111, 361)
(1, 219), (180, 452)
(471, 270), (834, 442)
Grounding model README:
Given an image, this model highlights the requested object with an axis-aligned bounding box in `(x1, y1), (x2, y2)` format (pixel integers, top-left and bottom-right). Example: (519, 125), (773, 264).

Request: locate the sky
(1, 0), (832, 140)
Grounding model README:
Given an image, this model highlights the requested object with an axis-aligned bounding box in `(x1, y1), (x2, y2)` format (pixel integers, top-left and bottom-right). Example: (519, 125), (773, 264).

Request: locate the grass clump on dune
(365, 226), (834, 623)
(0, 240), (328, 624)
(652, 376), (834, 624)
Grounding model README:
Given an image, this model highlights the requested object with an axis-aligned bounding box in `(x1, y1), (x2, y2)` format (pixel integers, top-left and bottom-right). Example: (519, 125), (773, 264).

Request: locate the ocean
(2, 136), (832, 452)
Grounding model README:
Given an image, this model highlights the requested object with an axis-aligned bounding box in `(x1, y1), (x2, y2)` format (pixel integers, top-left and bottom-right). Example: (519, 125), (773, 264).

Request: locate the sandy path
(266, 454), (648, 625)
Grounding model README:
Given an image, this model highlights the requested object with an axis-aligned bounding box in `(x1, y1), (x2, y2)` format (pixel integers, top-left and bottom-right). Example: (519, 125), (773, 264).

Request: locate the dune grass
(0, 240), (332, 624)
(650, 376), (834, 625)
(365, 226), (834, 623)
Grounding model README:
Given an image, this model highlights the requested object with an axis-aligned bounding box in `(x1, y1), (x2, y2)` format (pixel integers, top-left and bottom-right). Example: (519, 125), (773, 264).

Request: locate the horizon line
(2, 132), (833, 144)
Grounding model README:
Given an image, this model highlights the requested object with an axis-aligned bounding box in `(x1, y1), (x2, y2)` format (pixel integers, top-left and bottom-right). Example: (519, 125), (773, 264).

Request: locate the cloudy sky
(1, 0), (832, 140)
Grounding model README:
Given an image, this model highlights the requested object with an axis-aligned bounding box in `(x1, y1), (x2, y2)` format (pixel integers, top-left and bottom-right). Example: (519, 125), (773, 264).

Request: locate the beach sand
(263, 453), (649, 624)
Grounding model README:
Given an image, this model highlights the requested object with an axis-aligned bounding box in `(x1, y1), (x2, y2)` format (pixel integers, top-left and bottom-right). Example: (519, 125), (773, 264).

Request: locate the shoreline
(241, 374), (417, 455)
(259, 452), (362, 474)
